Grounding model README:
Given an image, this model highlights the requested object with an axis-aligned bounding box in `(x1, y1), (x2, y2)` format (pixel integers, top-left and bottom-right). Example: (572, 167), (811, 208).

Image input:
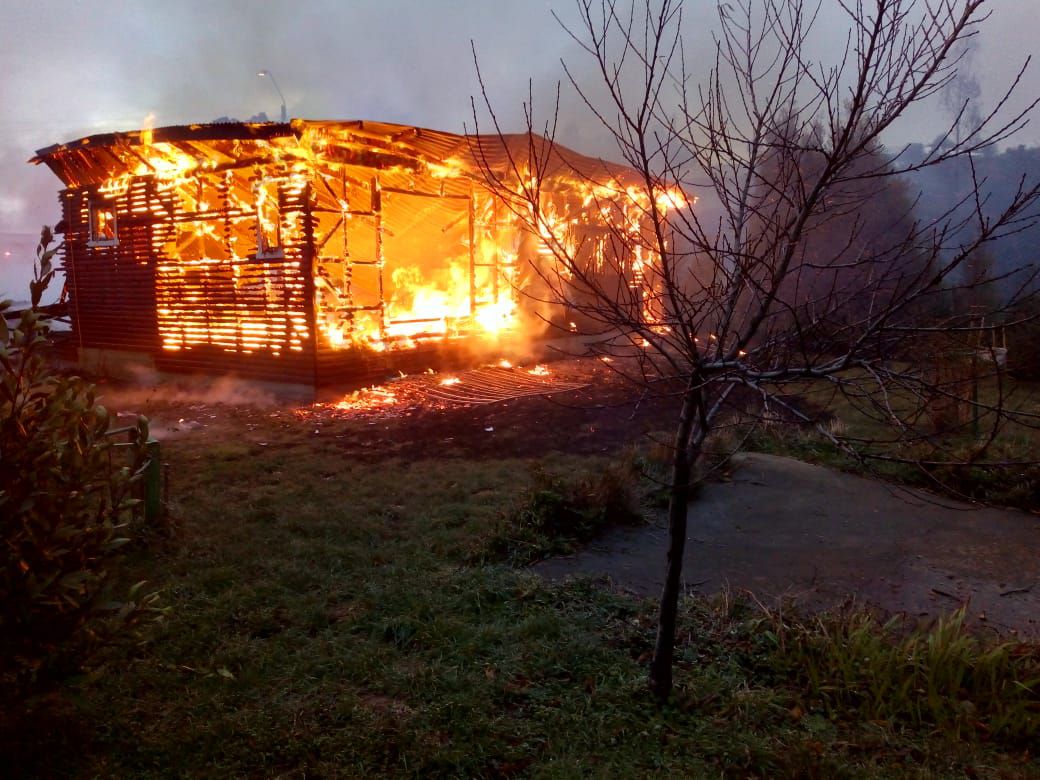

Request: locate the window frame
(87, 198), (119, 248)
(254, 179), (284, 260)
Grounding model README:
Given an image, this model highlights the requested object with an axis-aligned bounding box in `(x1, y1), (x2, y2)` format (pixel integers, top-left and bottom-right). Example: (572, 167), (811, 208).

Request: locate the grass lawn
(6, 393), (1040, 778)
(744, 373), (1040, 511)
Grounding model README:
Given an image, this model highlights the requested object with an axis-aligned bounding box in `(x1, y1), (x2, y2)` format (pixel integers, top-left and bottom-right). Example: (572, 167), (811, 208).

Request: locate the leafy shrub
(484, 458), (644, 564)
(669, 596), (1040, 750)
(0, 229), (160, 695)
(759, 606), (1040, 741)
(520, 460), (642, 535)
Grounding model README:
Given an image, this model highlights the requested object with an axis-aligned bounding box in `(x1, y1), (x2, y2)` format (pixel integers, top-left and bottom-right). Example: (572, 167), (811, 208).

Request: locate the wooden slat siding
(154, 348), (316, 381)
(313, 339), (504, 388)
(300, 181), (320, 388)
(60, 192), (82, 349)
(58, 165), (319, 385)
(154, 170), (316, 384)
(313, 348), (388, 387)
(64, 182), (160, 352)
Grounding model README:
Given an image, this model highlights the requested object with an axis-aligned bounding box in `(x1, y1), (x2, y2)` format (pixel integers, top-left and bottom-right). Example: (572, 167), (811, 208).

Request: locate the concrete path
(534, 453), (1040, 637)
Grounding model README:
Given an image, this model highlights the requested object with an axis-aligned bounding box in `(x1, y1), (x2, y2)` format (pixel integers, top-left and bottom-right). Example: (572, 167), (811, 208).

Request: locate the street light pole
(257, 69), (287, 123)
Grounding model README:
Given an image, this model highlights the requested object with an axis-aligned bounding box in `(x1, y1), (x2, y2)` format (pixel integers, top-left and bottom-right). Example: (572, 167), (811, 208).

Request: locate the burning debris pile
(95, 355), (679, 467)
(309, 360), (587, 419)
(31, 119), (686, 389)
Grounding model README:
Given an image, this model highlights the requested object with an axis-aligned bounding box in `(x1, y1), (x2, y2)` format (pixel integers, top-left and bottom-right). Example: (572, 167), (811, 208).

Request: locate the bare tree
(472, 0), (1040, 701)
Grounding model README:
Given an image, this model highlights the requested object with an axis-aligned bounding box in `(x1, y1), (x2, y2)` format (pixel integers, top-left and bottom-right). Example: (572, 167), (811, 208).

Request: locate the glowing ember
(333, 386), (398, 411)
(439, 376), (461, 386)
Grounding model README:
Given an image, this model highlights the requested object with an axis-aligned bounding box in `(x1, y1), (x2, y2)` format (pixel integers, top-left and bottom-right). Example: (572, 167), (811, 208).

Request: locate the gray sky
(1, 0), (1037, 297)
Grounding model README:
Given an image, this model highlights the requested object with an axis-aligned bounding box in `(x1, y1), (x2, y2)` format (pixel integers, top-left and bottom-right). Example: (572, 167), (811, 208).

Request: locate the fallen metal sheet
(420, 367), (587, 405)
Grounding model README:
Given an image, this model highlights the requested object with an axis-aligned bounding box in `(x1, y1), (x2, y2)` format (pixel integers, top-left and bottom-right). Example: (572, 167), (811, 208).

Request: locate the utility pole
(257, 69), (288, 122)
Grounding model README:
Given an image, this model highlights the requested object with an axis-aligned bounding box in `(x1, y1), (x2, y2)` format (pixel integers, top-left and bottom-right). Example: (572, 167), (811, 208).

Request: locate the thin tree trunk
(648, 387), (698, 701)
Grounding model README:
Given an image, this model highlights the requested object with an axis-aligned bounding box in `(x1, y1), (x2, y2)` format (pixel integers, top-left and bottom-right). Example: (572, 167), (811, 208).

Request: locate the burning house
(32, 119), (677, 390)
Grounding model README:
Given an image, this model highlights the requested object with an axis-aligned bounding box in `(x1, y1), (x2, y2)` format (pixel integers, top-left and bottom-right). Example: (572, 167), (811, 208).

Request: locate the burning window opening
(254, 177), (284, 259)
(31, 119), (688, 388)
(87, 199), (117, 247)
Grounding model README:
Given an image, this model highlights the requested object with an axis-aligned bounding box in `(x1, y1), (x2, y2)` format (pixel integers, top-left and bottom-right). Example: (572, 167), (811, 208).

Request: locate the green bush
(483, 458), (644, 564)
(0, 228), (159, 695)
(760, 606), (1040, 741)
(519, 461), (641, 534)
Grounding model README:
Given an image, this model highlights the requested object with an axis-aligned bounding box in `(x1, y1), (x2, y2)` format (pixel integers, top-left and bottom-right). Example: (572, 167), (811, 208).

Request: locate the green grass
(4, 409), (1039, 778)
(742, 375), (1040, 510)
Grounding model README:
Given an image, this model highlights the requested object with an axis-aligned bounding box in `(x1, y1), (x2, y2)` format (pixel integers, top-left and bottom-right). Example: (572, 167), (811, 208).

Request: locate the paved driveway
(534, 454), (1040, 637)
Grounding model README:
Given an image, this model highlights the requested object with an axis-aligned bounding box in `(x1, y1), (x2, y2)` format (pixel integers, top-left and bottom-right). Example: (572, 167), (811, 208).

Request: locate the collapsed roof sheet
(30, 118), (646, 192)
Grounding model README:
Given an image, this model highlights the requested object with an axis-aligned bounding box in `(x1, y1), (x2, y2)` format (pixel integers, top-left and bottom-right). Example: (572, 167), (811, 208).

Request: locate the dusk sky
(1, 0), (1037, 297)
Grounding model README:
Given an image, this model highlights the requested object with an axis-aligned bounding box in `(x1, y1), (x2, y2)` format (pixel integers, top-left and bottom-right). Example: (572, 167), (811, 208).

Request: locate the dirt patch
(534, 453), (1040, 637)
(98, 358), (684, 461)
